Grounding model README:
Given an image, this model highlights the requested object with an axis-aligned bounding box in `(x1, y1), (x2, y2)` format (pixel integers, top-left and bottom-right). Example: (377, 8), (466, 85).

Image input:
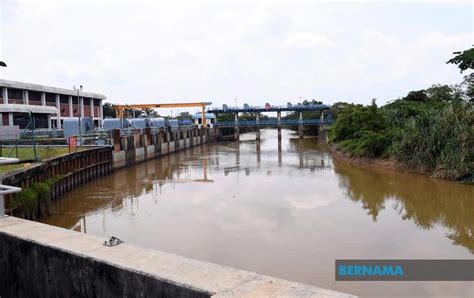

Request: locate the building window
(7, 88), (24, 104)
(60, 94), (69, 104)
(13, 113), (30, 129)
(29, 91), (42, 106)
(46, 93), (56, 106)
(2, 113), (9, 126)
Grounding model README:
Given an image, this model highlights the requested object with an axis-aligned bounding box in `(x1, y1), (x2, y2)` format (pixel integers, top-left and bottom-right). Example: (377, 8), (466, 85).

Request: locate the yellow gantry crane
(113, 102), (212, 126)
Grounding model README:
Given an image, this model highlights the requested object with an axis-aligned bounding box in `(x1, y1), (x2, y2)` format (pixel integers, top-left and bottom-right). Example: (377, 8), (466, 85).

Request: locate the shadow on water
(332, 158), (474, 253)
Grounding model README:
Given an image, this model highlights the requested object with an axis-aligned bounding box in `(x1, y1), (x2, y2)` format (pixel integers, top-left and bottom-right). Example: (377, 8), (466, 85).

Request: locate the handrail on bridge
(208, 103), (331, 113)
(216, 118), (332, 127)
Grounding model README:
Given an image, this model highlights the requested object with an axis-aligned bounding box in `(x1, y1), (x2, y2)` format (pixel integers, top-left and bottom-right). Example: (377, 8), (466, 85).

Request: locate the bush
(339, 131), (392, 158)
(12, 189), (38, 213)
(391, 102), (473, 180)
(32, 182), (51, 202)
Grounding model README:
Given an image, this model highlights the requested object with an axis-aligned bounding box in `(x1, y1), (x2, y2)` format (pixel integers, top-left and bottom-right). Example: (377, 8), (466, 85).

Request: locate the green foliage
(330, 82), (473, 181)
(391, 102), (473, 180)
(329, 100), (392, 158)
(426, 84), (461, 102)
(12, 189), (38, 213)
(459, 73), (474, 102)
(9, 176), (63, 214)
(446, 47), (474, 73)
(103, 102), (116, 118)
(402, 90), (429, 102)
(339, 131), (392, 158)
(176, 112), (192, 121)
(32, 182), (51, 202)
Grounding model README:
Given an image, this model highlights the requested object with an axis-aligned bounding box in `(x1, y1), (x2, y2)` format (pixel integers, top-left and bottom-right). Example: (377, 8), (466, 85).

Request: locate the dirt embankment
(330, 145), (473, 184)
(329, 144), (430, 176)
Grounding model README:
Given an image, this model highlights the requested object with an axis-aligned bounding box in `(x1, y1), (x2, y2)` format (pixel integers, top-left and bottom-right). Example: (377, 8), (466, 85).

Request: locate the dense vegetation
(329, 50), (474, 181)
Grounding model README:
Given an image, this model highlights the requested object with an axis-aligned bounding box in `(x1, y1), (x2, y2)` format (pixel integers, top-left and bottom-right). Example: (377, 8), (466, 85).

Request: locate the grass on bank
(0, 146), (88, 174)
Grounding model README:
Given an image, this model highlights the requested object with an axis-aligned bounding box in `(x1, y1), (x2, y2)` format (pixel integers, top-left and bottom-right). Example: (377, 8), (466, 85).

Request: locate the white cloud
(0, 0), (471, 110)
(283, 32), (334, 48)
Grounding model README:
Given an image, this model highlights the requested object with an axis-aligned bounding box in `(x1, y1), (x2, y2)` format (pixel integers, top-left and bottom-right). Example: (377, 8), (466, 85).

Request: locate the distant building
(0, 79), (106, 130)
(192, 112), (216, 128)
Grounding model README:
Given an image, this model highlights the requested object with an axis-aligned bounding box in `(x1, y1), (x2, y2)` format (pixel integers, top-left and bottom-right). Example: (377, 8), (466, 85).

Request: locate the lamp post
(73, 85), (83, 146)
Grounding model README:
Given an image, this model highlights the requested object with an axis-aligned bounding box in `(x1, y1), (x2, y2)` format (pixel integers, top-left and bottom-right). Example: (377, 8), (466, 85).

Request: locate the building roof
(0, 79), (107, 99)
(192, 113), (216, 119)
(0, 104), (57, 114)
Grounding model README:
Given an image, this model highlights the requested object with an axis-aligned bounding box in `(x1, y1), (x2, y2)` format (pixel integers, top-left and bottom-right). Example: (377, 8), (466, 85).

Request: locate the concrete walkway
(0, 216), (355, 297)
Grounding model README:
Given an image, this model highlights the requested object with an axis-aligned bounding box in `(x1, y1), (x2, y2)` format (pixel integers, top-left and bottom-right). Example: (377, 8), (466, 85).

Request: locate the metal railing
(208, 103), (331, 113)
(215, 119), (333, 127)
(0, 184), (22, 217)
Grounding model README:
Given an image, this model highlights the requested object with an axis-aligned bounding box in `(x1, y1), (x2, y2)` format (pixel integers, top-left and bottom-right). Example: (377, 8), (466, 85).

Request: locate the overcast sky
(0, 0), (472, 114)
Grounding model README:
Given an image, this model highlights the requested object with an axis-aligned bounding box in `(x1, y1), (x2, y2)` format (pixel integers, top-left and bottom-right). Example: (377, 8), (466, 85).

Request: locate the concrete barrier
(0, 216), (354, 297)
(111, 127), (216, 171)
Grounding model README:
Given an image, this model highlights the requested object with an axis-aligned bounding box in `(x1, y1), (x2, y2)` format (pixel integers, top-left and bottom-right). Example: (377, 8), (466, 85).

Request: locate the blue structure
(103, 118), (129, 131)
(209, 102), (332, 140)
(63, 117), (93, 139)
(215, 119), (331, 127)
(192, 113), (216, 128)
(208, 103), (330, 114)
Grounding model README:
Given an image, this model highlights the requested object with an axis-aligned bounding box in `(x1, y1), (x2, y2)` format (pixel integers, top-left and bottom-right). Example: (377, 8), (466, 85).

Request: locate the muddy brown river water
(42, 129), (474, 297)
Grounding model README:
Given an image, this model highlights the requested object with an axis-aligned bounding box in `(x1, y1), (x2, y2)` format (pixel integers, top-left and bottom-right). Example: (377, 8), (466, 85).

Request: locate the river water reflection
(42, 129), (474, 297)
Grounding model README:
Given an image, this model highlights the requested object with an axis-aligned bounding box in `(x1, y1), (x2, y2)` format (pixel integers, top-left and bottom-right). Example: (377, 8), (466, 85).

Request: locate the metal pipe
(0, 184), (22, 217)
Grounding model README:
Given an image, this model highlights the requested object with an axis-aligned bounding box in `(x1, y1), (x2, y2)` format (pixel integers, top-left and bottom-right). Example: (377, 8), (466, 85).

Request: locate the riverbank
(329, 143), (473, 184)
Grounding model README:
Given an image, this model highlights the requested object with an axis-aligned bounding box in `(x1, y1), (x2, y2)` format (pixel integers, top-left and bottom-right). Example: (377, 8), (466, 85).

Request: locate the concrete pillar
(318, 110), (326, 139)
(256, 140), (261, 164)
(41, 92), (46, 106)
(277, 111), (281, 140)
(47, 115), (52, 129)
(166, 131), (171, 152)
(99, 100), (103, 122)
(91, 99), (95, 119)
(8, 113), (13, 126)
(69, 95), (73, 117)
(0, 114), (3, 126)
(24, 90), (29, 105)
(278, 137), (282, 167)
(256, 113), (260, 140)
(80, 97), (84, 117)
(1, 87), (7, 104)
(55, 94), (61, 129)
(298, 111), (304, 139)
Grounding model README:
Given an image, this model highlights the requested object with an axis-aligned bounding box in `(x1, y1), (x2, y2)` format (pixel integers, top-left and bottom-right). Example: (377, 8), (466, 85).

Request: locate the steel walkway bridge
(208, 103), (330, 114)
(209, 103), (332, 140)
(216, 118), (332, 127)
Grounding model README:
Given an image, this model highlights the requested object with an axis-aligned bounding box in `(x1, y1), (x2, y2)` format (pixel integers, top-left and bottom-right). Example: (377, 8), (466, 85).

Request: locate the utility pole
(73, 85), (83, 146)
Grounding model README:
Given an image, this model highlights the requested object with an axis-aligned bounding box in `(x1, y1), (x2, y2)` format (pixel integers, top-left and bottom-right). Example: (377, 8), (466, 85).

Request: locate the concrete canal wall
(112, 127), (213, 170)
(1, 127), (215, 218)
(0, 216), (353, 297)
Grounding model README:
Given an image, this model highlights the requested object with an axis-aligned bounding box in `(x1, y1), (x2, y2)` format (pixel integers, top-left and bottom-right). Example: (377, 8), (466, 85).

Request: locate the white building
(193, 112), (216, 128)
(0, 79), (106, 130)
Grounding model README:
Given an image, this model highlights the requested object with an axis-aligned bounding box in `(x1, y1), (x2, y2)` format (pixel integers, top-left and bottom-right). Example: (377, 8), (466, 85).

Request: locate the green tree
(446, 47), (474, 72)
(426, 84), (458, 101)
(403, 90), (428, 102)
(176, 112), (192, 121)
(103, 102), (116, 118)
